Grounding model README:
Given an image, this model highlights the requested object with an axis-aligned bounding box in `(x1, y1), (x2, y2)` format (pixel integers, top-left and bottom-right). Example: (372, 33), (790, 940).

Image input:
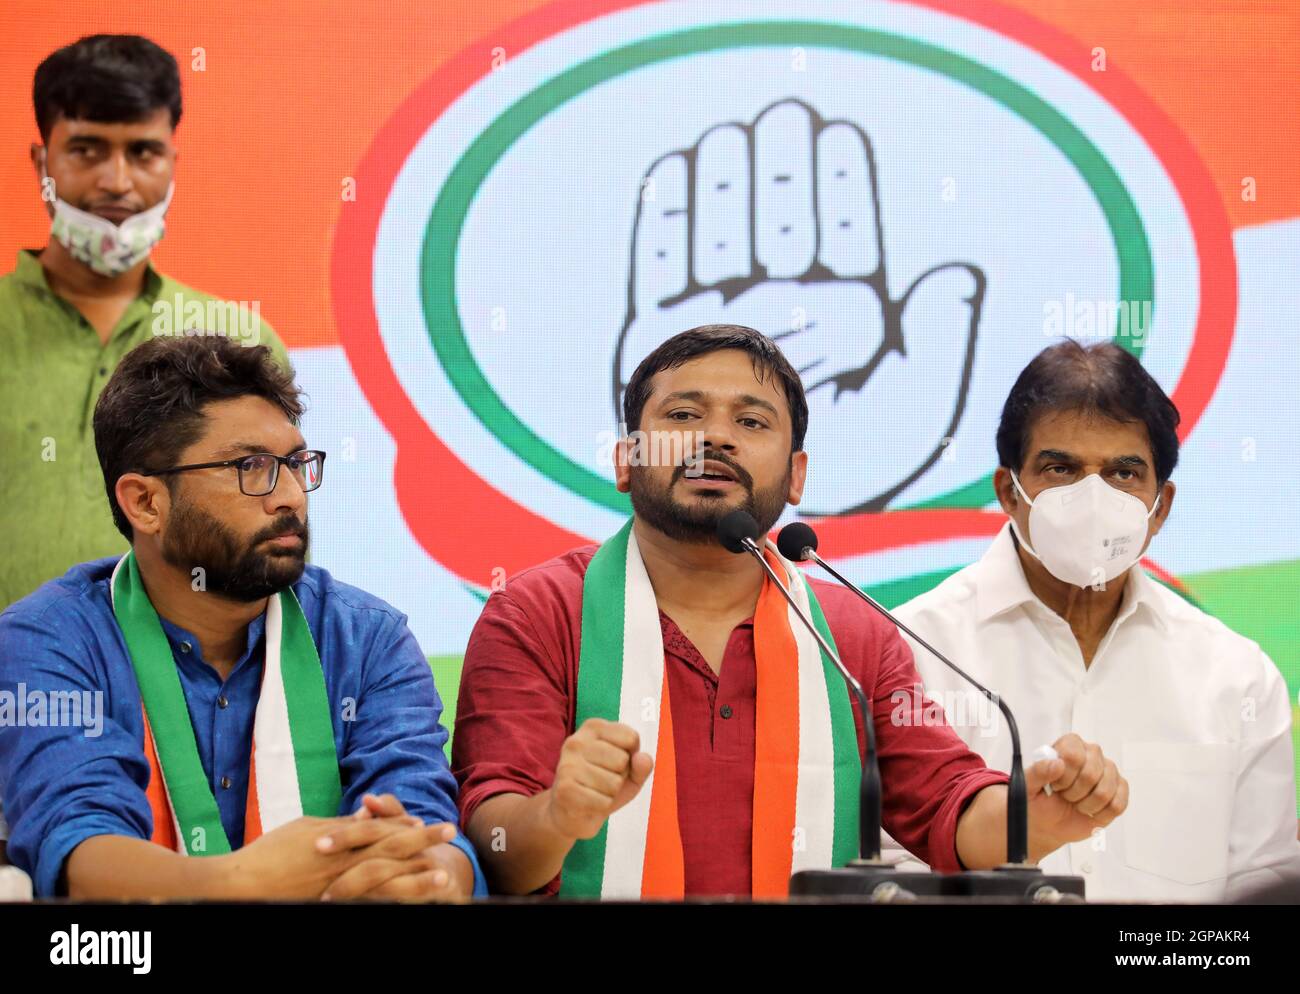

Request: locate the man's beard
(161, 500), (309, 601)
(627, 450), (790, 546)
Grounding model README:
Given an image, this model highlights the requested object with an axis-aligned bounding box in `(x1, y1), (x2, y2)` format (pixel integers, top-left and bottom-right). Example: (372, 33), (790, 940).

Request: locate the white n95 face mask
(1009, 472), (1160, 588)
(47, 180), (173, 278)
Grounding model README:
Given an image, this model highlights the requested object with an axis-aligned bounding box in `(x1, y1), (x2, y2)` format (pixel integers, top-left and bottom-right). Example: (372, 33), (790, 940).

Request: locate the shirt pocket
(1121, 741), (1237, 886)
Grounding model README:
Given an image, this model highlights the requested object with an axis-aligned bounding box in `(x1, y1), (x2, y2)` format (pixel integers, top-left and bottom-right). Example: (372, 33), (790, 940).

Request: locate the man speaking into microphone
(452, 324), (1127, 898)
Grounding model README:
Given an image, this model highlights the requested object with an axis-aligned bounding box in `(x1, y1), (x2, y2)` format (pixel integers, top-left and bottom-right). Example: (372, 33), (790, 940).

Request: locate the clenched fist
(1027, 733), (1129, 857)
(544, 718), (655, 840)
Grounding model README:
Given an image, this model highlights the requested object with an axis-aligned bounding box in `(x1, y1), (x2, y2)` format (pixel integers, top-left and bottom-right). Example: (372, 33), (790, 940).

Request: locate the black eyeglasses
(143, 450), (326, 497)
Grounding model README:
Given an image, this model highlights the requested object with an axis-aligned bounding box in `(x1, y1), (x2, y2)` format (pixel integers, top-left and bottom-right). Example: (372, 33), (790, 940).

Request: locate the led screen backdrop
(2, 0), (1297, 793)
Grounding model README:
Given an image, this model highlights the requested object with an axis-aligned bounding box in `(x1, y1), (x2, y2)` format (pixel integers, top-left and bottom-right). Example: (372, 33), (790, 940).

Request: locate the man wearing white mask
(890, 340), (1300, 901)
(0, 34), (289, 611)
(0, 35), (287, 863)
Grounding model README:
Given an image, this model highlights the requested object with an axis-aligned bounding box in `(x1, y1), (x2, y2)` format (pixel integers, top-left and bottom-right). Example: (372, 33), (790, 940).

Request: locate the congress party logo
(332, 0), (1235, 587)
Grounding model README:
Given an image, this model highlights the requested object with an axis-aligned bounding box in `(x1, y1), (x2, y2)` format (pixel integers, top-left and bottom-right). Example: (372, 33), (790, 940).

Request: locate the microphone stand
(786, 542), (1084, 902)
(735, 535), (961, 902)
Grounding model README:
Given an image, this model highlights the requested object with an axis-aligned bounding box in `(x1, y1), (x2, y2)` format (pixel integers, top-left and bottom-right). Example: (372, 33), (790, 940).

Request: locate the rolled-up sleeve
(451, 590), (571, 833)
(338, 610), (486, 897)
(871, 624), (1008, 872)
(0, 604), (154, 897)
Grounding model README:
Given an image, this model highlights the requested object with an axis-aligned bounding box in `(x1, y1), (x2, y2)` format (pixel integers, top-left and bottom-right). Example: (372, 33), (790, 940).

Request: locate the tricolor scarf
(559, 520), (861, 899)
(109, 552), (342, 855)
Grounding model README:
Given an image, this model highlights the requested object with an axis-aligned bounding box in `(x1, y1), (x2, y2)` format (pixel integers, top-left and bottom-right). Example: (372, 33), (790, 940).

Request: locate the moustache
(674, 451), (753, 489)
(253, 518), (308, 545)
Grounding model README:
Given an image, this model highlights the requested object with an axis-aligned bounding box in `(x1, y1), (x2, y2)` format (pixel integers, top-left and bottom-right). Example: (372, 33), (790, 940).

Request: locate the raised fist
(545, 718), (654, 841)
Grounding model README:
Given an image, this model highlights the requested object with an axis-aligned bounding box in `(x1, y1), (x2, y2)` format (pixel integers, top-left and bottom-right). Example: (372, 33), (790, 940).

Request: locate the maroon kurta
(452, 546), (1008, 896)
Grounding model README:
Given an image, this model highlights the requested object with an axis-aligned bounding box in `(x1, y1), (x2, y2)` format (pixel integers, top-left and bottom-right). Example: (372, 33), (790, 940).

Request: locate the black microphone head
(777, 522), (818, 562)
(717, 509), (761, 553)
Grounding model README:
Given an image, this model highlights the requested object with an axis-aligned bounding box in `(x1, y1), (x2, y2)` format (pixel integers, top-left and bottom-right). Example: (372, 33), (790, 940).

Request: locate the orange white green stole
(560, 519), (860, 899)
(109, 551), (342, 855)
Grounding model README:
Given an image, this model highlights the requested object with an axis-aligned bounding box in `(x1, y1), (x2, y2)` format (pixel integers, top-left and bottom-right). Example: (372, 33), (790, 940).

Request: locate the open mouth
(682, 460), (742, 485)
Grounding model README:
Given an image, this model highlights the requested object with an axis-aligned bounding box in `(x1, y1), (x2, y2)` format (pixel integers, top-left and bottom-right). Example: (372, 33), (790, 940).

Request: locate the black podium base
(790, 861), (1086, 902)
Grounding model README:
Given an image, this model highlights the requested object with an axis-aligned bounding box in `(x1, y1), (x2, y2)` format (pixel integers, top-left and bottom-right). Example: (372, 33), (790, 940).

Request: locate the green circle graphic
(419, 21), (1154, 515)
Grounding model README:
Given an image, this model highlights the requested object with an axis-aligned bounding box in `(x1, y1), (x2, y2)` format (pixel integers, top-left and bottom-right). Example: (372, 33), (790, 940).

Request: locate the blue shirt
(0, 557), (485, 898)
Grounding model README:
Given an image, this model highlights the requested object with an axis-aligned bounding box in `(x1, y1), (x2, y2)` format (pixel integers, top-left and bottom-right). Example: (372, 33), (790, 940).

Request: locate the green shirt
(0, 250), (290, 608)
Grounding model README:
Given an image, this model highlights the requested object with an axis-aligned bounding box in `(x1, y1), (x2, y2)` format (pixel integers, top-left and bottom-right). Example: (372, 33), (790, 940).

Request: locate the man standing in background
(0, 34), (288, 611)
(0, 33), (288, 862)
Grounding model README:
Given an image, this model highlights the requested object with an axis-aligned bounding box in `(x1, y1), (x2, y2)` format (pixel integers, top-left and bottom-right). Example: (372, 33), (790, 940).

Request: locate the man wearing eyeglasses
(0, 335), (485, 901)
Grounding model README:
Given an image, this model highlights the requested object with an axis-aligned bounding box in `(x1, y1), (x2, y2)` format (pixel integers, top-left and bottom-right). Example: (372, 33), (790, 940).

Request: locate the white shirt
(0, 865), (31, 902)
(885, 523), (1300, 902)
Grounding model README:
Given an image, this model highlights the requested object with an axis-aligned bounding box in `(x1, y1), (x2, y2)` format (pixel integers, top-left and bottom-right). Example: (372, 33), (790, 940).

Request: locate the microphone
(717, 510), (884, 863)
(777, 521), (1035, 866)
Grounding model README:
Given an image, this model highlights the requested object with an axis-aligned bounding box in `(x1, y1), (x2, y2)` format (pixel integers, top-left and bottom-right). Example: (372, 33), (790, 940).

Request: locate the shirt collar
(13, 248), (165, 300)
(1111, 556), (1170, 633)
(973, 521), (1168, 632)
(156, 611), (269, 673)
(13, 250), (46, 289)
(973, 522), (1042, 623)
